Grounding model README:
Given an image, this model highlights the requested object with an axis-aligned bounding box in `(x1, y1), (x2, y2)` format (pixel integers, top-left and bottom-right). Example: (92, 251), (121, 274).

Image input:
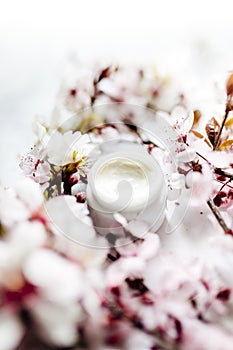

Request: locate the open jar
(86, 142), (167, 239)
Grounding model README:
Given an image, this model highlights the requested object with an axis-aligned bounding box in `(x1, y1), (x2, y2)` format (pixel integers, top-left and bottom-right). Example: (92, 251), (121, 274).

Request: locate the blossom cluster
(1, 63), (233, 349)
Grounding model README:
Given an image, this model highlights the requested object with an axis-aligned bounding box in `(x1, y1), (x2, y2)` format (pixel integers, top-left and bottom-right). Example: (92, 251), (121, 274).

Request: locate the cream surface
(94, 158), (150, 211)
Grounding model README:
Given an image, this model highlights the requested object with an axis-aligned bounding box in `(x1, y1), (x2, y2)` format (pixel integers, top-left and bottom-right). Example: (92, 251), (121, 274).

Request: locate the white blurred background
(1, 0), (233, 184)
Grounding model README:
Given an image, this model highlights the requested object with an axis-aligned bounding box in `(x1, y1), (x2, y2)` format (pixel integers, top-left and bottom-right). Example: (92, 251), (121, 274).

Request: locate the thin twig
(216, 179), (233, 190)
(219, 178), (232, 192)
(213, 167), (233, 180)
(213, 106), (230, 150)
(207, 198), (232, 235)
(196, 152), (233, 180)
(195, 152), (233, 235)
(196, 152), (211, 165)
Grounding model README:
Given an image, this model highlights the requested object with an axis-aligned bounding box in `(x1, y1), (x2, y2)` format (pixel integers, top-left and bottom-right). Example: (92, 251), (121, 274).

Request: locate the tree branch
(213, 167), (233, 180)
(207, 198), (232, 235)
(213, 106), (230, 150)
(196, 152), (233, 180)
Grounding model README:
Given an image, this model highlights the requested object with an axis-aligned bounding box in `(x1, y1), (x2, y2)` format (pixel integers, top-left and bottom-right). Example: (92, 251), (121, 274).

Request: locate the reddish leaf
(192, 109), (202, 127)
(218, 139), (233, 150)
(225, 114), (233, 129)
(226, 73), (233, 97)
(205, 117), (220, 147)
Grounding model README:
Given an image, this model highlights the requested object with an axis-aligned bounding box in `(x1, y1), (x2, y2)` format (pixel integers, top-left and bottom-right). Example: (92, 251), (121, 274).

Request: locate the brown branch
(216, 179), (233, 190)
(207, 198), (232, 235)
(219, 178), (232, 192)
(213, 106), (230, 150)
(213, 167), (233, 180)
(195, 152), (233, 235)
(196, 152), (233, 180)
(196, 152), (211, 165)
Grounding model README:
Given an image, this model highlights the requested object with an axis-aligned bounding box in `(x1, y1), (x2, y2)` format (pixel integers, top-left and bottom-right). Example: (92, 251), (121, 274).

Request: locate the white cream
(94, 158), (150, 211)
(87, 144), (167, 235)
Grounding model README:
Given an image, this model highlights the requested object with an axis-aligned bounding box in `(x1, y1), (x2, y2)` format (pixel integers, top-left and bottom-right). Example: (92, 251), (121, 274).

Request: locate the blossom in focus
(46, 130), (90, 166)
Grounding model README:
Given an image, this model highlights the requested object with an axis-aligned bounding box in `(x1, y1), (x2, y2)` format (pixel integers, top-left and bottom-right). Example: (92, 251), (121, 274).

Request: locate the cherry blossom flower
(45, 195), (96, 245)
(46, 130), (90, 166)
(19, 147), (50, 184)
